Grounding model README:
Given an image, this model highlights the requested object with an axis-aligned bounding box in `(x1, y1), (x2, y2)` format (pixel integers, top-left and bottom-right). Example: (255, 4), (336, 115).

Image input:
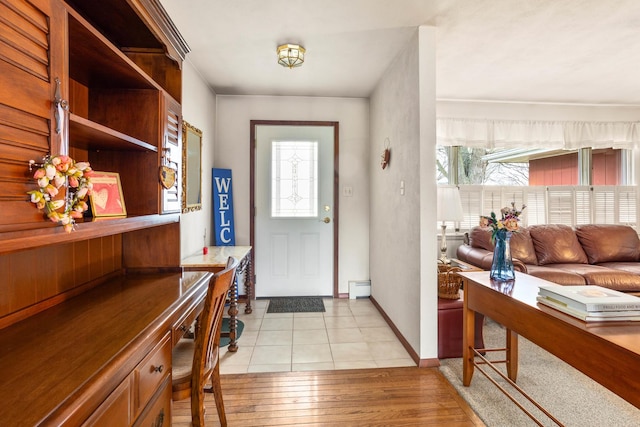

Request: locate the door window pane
(271, 140), (318, 217)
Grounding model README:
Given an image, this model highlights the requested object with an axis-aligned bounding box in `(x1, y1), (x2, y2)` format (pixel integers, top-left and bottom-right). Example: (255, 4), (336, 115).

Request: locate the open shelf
(67, 12), (159, 91)
(0, 214), (179, 255)
(69, 114), (157, 152)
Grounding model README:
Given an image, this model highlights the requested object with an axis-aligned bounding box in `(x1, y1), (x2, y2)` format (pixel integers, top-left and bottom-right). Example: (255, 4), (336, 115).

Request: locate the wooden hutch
(0, 0), (205, 424)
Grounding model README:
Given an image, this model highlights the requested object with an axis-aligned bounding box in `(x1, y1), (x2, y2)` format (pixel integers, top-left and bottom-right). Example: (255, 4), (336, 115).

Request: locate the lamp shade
(437, 186), (464, 222)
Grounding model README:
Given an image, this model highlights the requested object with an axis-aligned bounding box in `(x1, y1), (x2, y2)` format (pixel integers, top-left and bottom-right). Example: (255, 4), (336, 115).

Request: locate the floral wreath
(27, 154), (93, 233)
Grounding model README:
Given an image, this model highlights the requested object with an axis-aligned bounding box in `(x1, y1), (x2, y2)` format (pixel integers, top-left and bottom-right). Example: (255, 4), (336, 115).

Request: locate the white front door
(255, 124), (335, 297)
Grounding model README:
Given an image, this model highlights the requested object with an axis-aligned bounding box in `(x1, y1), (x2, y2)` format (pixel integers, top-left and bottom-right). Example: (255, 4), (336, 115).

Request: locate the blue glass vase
(490, 230), (515, 281)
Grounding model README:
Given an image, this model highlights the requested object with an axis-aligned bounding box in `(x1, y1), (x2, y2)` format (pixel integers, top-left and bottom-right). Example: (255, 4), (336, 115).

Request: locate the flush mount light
(277, 44), (305, 68)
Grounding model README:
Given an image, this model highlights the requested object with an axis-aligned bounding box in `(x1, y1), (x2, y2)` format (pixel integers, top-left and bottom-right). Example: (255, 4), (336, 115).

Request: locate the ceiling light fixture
(277, 44), (305, 69)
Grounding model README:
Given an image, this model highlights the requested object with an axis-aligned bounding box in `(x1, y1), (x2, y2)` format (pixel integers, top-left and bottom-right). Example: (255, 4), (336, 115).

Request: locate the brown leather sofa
(456, 224), (640, 293)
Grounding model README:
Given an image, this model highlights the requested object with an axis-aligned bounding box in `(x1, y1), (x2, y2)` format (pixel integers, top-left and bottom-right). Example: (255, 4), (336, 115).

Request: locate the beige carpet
(439, 319), (640, 427)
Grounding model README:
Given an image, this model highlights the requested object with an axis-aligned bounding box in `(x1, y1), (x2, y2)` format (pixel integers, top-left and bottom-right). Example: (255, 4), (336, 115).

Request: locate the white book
(538, 285), (640, 312)
(536, 296), (640, 322)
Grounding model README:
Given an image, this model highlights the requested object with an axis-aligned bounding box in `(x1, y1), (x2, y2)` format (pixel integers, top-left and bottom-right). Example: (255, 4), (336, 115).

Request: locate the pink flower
(45, 184), (58, 197)
(33, 168), (45, 179)
(503, 218), (519, 232)
(63, 223), (74, 233)
(47, 211), (60, 222)
(70, 210), (83, 219)
(68, 176), (79, 188)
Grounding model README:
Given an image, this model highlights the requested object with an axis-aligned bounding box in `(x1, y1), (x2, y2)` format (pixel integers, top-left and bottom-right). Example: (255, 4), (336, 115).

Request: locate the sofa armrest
(513, 259), (528, 273)
(456, 244), (494, 270)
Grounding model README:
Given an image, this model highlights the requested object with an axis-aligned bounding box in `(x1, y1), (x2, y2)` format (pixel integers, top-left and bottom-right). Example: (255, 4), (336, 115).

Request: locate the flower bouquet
(480, 202), (526, 281)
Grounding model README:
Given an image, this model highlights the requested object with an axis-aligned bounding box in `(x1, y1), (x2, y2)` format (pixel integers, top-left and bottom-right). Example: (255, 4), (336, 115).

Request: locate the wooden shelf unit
(0, 0), (190, 424)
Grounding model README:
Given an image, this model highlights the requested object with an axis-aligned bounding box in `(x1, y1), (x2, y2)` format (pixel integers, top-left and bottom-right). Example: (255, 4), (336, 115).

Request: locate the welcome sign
(212, 168), (235, 246)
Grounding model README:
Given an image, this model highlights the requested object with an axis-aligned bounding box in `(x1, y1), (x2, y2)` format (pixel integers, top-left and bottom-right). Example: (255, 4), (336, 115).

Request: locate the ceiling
(160, 0), (640, 105)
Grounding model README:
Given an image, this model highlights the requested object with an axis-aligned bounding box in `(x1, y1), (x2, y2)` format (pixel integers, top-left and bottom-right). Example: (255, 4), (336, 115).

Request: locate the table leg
(227, 277), (239, 352)
(244, 251), (253, 314)
(506, 328), (519, 381)
(462, 279), (475, 386)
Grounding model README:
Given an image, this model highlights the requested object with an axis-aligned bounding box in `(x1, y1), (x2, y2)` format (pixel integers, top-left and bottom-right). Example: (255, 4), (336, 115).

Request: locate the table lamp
(437, 186), (464, 264)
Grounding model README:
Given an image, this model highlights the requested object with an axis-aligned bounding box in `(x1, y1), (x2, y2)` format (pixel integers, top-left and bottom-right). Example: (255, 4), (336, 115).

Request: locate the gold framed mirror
(182, 121), (202, 213)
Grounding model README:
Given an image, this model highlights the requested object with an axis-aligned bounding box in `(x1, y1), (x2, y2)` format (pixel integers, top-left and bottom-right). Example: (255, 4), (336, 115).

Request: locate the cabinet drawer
(81, 376), (131, 426)
(135, 333), (171, 416)
(172, 301), (201, 346)
(133, 376), (171, 427)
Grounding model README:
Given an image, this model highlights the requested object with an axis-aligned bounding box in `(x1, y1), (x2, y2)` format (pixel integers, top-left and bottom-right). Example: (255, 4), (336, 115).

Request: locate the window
(271, 140), (318, 217)
(458, 185), (637, 231)
(437, 146), (529, 185)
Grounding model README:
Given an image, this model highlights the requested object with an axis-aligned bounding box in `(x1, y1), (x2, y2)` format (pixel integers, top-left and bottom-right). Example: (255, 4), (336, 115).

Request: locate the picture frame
(89, 171), (127, 217)
(182, 120), (203, 213)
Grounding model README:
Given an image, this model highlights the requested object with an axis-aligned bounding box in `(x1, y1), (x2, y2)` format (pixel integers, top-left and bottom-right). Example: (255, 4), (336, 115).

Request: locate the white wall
(369, 26), (438, 359)
(179, 60), (217, 258)
(438, 99), (640, 121)
(215, 95), (370, 295)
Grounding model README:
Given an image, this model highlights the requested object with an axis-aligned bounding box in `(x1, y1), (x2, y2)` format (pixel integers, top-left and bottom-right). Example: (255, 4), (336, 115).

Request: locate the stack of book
(537, 285), (640, 322)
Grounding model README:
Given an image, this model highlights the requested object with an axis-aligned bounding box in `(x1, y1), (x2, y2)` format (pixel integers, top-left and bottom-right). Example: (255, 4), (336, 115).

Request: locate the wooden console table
(459, 271), (640, 424)
(182, 245), (253, 352)
(0, 271), (211, 425)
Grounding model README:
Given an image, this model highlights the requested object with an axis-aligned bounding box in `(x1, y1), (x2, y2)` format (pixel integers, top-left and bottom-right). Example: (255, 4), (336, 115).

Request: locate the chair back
(192, 256), (239, 400)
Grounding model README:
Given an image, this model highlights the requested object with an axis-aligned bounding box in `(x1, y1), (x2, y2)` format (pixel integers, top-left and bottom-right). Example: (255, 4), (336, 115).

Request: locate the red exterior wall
(529, 150), (621, 186)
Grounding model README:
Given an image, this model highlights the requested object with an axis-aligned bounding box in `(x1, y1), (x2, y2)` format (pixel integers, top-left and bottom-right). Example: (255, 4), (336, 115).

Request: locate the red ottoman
(438, 295), (485, 359)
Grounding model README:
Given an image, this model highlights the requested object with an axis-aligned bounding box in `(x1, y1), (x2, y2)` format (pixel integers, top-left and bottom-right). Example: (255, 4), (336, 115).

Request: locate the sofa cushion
(469, 226), (538, 265)
(529, 224), (588, 265)
(469, 226), (493, 251)
(509, 227), (538, 265)
(580, 270), (640, 292)
(575, 224), (640, 264)
(525, 265), (586, 286)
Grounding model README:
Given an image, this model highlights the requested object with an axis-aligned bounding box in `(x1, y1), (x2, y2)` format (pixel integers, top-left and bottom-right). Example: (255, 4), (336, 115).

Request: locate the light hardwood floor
(172, 298), (484, 426)
(172, 367), (485, 426)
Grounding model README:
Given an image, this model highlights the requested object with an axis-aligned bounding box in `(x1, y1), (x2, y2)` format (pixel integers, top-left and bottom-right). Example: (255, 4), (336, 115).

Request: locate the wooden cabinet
(0, 0), (189, 319)
(135, 334), (172, 418)
(82, 377), (133, 427)
(0, 271), (211, 425)
(0, 0), (192, 424)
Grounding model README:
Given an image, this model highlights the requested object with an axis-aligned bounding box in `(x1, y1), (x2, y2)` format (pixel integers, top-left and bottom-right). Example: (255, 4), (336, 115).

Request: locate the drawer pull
(179, 325), (188, 332)
(153, 365), (164, 373)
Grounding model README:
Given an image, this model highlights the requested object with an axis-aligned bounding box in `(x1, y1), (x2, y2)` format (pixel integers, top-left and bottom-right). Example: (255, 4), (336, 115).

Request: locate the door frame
(250, 120), (339, 298)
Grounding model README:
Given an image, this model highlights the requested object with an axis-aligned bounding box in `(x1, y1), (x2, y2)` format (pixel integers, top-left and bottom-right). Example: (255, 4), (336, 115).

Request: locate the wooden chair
(172, 256), (239, 426)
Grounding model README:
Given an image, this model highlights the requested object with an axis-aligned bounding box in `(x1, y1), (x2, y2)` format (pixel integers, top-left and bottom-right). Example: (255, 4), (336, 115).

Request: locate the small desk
(459, 271), (640, 417)
(182, 245), (253, 352)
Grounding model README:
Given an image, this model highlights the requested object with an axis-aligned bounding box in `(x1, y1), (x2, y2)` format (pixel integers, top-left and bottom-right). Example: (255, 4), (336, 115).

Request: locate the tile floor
(219, 297), (416, 374)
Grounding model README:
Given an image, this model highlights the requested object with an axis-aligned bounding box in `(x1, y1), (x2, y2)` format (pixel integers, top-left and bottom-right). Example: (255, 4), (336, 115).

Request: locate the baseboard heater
(348, 280), (371, 299)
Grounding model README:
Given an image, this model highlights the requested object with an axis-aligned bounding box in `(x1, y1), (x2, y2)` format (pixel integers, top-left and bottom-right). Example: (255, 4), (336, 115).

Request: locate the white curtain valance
(437, 118), (640, 150)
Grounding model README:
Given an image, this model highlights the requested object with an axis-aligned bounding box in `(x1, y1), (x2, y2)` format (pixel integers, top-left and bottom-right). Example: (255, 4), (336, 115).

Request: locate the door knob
(321, 217), (331, 223)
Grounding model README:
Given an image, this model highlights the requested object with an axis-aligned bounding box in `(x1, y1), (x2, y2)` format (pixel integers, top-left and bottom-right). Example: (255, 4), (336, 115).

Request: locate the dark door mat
(267, 297), (326, 313)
